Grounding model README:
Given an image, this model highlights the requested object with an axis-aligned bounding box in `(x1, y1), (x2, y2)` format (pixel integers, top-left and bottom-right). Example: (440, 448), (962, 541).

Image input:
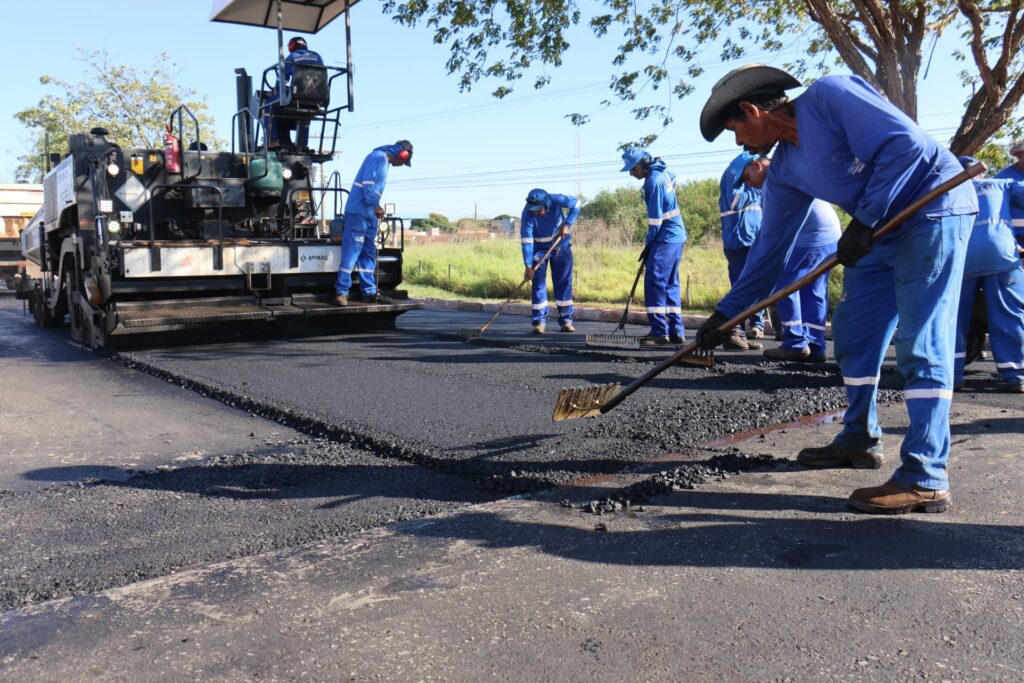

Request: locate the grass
(403, 238), (844, 313)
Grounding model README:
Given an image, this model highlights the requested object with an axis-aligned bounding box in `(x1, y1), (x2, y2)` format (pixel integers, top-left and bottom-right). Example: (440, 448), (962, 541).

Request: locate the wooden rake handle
(597, 161), (985, 415)
(615, 253), (647, 330)
(478, 234), (564, 336)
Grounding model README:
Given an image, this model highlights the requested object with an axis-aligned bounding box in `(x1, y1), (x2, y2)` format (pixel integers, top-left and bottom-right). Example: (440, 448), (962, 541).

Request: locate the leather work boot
(334, 294), (349, 307)
(747, 327), (765, 340)
(639, 334), (670, 347)
(560, 322), (576, 333)
(532, 324), (546, 335)
(371, 293), (397, 305)
(1008, 378), (1024, 393)
(764, 346), (811, 361)
(669, 334), (685, 345)
(848, 481), (952, 514)
(797, 443), (883, 469)
(723, 328), (762, 351)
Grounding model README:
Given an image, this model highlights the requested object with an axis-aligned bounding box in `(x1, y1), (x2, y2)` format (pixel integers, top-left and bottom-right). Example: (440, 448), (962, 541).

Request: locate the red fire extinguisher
(163, 125), (181, 175)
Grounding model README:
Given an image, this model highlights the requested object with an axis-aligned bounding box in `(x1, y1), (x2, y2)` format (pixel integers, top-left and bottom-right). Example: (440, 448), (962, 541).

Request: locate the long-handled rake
(459, 235), (564, 340)
(585, 256), (646, 349)
(552, 162), (985, 421)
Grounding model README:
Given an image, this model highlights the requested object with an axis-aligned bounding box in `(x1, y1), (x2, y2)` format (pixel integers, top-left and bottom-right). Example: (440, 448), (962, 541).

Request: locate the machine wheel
(32, 286), (62, 328)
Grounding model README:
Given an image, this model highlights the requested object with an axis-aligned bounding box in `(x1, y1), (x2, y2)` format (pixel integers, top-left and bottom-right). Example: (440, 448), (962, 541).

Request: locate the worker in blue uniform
(265, 37), (324, 148)
(621, 148), (688, 346)
(696, 65), (977, 514)
(739, 156), (841, 362)
(521, 189), (580, 333)
(720, 151), (765, 349)
(995, 141), (1024, 248)
(954, 156), (1024, 393)
(334, 141), (413, 307)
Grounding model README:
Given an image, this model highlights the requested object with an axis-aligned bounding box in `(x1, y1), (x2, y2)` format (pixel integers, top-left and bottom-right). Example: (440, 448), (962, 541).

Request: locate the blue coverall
(335, 144), (400, 298)
(955, 179), (1024, 388)
(994, 164), (1024, 247)
(771, 199), (841, 355)
(720, 151), (765, 332)
(520, 194), (581, 327)
(715, 75), (978, 491)
(643, 159), (688, 339)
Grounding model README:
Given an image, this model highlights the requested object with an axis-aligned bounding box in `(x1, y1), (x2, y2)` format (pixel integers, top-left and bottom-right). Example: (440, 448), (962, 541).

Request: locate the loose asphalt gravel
(0, 302), (950, 611)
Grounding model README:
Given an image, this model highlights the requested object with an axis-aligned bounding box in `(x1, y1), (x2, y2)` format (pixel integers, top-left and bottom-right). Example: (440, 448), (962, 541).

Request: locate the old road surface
(1, 296), (1022, 681)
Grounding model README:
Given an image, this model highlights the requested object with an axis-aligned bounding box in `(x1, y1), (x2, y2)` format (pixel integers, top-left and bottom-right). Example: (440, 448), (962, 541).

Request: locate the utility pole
(575, 133), (582, 197)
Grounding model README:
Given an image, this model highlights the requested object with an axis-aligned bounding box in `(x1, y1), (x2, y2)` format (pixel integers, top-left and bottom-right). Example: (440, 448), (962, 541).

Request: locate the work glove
(837, 218), (874, 267)
(638, 243), (651, 263)
(695, 310), (730, 350)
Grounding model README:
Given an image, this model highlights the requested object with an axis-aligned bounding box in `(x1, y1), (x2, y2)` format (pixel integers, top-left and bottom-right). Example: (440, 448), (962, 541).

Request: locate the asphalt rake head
(457, 328), (482, 341)
(584, 333), (642, 350)
(679, 348), (715, 367)
(552, 382), (622, 421)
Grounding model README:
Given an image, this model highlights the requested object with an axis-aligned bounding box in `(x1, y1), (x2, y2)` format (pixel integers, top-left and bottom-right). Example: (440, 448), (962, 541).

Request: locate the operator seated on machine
(263, 36), (324, 150)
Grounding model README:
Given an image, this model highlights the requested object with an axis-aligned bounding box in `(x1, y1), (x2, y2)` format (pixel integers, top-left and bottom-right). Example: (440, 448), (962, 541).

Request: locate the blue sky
(0, 1), (998, 219)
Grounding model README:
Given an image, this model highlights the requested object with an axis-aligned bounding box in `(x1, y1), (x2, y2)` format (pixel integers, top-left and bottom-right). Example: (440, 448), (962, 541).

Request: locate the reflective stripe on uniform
(806, 323), (827, 331)
(532, 302), (548, 310)
(904, 388), (954, 400)
(719, 206), (763, 218)
(533, 234), (556, 243)
(843, 375), (879, 386)
(354, 268), (375, 273)
(781, 319), (803, 327)
(996, 360), (1024, 369)
(954, 352), (966, 359)
(555, 299), (573, 307)
(646, 306), (683, 314)
(521, 238), (533, 244)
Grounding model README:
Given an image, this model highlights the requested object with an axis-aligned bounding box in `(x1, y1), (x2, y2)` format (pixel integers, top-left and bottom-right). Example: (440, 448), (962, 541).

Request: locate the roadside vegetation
(405, 178), (844, 313)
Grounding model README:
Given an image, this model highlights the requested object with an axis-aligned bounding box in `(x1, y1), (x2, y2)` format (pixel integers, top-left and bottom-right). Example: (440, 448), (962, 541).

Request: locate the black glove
(638, 243), (651, 263)
(837, 218), (874, 267)
(695, 311), (730, 350)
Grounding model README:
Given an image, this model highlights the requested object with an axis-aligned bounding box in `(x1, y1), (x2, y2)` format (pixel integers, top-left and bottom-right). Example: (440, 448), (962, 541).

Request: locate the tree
(579, 179), (719, 243)
(14, 48), (223, 182)
(382, 0), (1024, 153)
(412, 212), (455, 232)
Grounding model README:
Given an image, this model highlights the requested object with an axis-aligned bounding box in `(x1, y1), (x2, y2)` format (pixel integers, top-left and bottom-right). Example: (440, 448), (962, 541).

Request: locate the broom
(458, 234), (564, 340)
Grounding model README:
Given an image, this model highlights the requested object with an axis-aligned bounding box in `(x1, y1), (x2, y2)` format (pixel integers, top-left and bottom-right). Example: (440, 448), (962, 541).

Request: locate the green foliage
(381, 0), (1024, 152)
(14, 48), (223, 182)
(412, 212), (455, 233)
(677, 178), (720, 245)
(578, 178), (721, 246)
(973, 142), (1012, 175)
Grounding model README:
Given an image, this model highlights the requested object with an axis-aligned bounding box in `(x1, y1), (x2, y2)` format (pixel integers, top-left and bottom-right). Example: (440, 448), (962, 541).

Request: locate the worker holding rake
(621, 148), (688, 346)
(521, 189), (581, 334)
(696, 66), (978, 514)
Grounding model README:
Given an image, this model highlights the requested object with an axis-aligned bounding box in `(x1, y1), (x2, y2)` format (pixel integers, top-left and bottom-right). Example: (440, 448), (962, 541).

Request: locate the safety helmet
(288, 36), (308, 52)
(1010, 141), (1024, 156)
(699, 64), (802, 142)
(620, 148), (652, 173)
(525, 188), (551, 211)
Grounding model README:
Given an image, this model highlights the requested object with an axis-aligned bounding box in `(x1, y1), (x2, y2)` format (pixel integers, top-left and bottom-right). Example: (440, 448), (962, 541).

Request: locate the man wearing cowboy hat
(695, 66), (977, 514)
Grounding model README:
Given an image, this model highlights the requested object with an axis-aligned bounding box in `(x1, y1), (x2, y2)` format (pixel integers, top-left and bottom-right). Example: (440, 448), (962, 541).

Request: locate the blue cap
(620, 148), (651, 172)
(957, 155), (978, 170)
(525, 188), (551, 211)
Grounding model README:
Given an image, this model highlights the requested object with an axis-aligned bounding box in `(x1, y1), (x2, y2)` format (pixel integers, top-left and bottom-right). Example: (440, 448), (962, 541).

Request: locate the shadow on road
(397, 493), (1023, 571)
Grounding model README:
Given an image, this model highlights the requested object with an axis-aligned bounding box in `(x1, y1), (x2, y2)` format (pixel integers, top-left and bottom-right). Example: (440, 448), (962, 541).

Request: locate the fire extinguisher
(163, 125), (180, 175)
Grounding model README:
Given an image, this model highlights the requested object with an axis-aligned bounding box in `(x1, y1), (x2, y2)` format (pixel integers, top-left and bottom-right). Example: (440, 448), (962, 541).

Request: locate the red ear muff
(397, 149), (411, 162)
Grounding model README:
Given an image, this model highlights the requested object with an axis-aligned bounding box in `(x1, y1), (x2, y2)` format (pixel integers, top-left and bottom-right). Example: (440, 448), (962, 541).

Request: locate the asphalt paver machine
(20, 0), (419, 348)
